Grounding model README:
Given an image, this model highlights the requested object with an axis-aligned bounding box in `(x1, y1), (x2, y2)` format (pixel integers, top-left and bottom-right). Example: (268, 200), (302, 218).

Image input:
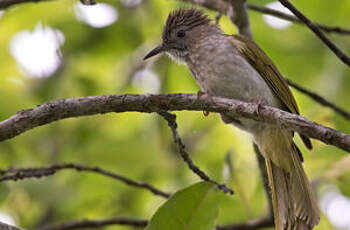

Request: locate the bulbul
(144, 8), (319, 230)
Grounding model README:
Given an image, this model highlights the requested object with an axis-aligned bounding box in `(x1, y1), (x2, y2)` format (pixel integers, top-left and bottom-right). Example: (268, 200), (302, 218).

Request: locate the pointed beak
(144, 45), (165, 60)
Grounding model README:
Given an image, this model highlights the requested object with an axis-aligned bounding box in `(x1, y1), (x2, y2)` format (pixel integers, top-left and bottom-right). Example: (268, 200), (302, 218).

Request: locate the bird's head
(144, 8), (214, 62)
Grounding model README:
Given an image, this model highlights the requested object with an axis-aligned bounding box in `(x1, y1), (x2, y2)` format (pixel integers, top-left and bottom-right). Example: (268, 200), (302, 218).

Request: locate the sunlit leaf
(146, 182), (219, 230)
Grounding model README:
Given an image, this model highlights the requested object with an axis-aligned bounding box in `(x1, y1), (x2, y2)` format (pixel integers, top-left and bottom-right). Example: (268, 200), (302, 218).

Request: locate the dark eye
(176, 30), (186, 38)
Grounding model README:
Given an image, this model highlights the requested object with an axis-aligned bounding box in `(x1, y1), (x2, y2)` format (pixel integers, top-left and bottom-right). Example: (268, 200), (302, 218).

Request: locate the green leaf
(146, 182), (219, 230)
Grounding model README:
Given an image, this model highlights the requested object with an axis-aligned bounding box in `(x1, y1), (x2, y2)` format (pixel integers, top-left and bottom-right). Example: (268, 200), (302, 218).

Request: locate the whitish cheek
(166, 51), (186, 65)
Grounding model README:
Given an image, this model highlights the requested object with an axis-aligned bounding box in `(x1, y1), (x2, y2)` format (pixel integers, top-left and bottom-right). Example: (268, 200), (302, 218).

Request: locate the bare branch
(0, 222), (23, 230)
(247, 3), (299, 23)
(180, 0), (230, 15)
(1, 0), (348, 35)
(37, 217), (148, 230)
(158, 111), (233, 194)
(37, 216), (274, 230)
(179, 0), (350, 35)
(0, 163), (170, 198)
(287, 79), (350, 120)
(246, 4), (350, 35)
(216, 216), (273, 230)
(229, 0), (252, 39)
(0, 0), (45, 8)
(278, 0), (350, 66)
(0, 94), (349, 151)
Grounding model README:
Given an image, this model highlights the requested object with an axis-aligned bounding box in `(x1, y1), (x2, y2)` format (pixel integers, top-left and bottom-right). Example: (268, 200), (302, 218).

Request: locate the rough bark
(1, 94), (349, 152)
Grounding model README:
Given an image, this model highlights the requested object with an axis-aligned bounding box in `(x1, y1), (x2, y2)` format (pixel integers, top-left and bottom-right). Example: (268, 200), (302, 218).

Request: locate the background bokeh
(0, 0), (349, 229)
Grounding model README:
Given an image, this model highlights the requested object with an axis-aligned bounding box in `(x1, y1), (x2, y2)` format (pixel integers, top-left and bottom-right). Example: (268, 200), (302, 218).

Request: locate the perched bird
(144, 8), (319, 230)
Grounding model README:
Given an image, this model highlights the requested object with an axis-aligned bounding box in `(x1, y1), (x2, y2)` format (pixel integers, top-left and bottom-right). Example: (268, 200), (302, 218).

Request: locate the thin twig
(37, 217), (148, 230)
(287, 79), (350, 120)
(1, 0), (349, 35)
(37, 216), (274, 230)
(229, 0), (252, 39)
(247, 3), (298, 23)
(179, 0), (350, 35)
(247, 4), (350, 35)
(158, 111), (234, 194)
(278, 0), (350, 66)
(0, 163), (170, 198)
(216, 216), (274, 230)
(0, 221), (23, 230)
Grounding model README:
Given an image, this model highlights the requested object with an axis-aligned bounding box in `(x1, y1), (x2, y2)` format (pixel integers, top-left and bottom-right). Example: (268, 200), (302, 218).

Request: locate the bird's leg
(197, 90), (210, 116)
(197, 90), (206, 97)
(252, 98), (269, 115)
(221, 99), (268, 126)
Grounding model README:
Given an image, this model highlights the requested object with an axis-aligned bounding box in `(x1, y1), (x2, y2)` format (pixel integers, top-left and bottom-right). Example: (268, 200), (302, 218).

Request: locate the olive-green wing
(230, 34), (298, 114)
(230, 34), (312, 150)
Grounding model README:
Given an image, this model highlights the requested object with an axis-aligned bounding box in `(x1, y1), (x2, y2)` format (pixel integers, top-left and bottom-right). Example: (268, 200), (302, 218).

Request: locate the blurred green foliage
(0, 0), (349, 229)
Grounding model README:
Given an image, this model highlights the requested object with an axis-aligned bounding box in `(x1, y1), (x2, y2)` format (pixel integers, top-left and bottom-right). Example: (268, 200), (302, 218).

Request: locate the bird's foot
(197, 90), (207, 98)
(203, 110), (210, 116)
(197, 90), (210, 117)
(252, 99), (268, 115)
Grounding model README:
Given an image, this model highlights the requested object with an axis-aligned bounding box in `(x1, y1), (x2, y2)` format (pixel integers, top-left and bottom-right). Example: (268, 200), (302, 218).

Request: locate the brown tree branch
(179, 0), (350, 35)
(37, 217), (148, 230)
(229, 0), (252, 39)
(0, 94), (349, 151)
(287, 79), (350, 120)
(246, 4), (350, 35)
(0, 163), (170, 198)
(278, 0), (350, 66)
(1, 113), (233, 195)
(0, 0), (46, 8)
(1, 0), (349, 36)
(158, 111), (233, 194)
(0, 222), (23, 230)
(37, 216), (274, 230)
(216, 216), (274, 230)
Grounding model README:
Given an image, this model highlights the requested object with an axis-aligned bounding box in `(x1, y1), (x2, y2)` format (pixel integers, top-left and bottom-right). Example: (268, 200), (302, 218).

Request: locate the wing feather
(230, 34), (298, 114)
(231, 35), (312, 150)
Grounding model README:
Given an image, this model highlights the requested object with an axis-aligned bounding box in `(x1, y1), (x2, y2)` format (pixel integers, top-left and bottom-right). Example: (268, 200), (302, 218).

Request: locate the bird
(144, 8), (320, 230)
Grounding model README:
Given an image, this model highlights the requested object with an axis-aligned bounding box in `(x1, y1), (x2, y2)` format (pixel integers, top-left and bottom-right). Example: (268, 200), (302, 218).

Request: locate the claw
(253, 99), (267, 115)
(197, 91), (210, 116)
(197, 90), (206, 98)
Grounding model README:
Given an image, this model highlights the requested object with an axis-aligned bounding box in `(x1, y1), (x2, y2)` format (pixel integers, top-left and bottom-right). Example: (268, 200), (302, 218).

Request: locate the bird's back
(186, 32), (280, 107)
(185, 31), (282, 132)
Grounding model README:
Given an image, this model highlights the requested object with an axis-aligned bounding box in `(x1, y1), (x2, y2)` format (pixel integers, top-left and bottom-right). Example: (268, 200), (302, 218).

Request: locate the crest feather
(162, 8), (211, 41)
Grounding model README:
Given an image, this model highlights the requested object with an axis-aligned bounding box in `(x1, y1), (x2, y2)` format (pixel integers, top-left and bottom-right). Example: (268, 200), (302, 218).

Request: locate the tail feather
(300, 134), (312, 150)
(300, 134), (313, 150)
(290, 144), (319, 227)
(265, 159), (290, 228)
(265, 145), (319, 230)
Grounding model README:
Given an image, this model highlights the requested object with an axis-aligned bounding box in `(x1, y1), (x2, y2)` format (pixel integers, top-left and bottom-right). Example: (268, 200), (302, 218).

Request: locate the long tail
(265, 143), (320, 230)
